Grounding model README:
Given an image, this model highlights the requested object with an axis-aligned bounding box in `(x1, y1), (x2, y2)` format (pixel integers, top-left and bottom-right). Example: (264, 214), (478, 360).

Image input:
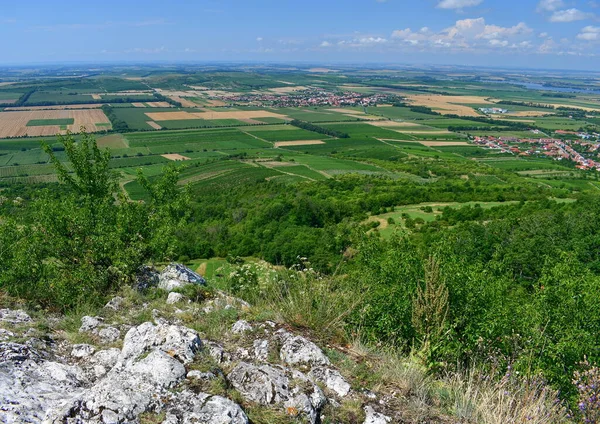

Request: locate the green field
(26, 118), (74, 127)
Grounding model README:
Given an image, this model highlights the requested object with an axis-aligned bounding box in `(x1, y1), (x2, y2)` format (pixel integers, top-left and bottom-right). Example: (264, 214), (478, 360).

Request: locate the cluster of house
(479, 107), (509, 114)
(216, 88), (392, 108)
(472, 132), (600, 170)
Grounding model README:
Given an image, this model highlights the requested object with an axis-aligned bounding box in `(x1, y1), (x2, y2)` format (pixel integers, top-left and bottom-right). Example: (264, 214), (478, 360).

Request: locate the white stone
(71, 344), (96, 359)
(79, 316), (102, 333)
(253, 339), (269, 362)
(280, 335), (330, 367)
(98, 326), (121, 344)
(104, 296), (125, 311)
(309, 367), (351, 397)
(158, 263), (205, 292)
(167, 292), (186, 305)
(231, 320), (253, 334)
(363, 406), (392, 424)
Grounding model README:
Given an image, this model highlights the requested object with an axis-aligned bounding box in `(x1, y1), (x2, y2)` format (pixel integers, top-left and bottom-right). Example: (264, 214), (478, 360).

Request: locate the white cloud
(256, 37), (263, 42)
(320, 41), (332, 47)
(537, 0), (565, 12)
(437, 0), (482, 9)
(549, 8), (593, 22)
(539, 32), (549, 37)
(391, 17), (532, 52)
(577, 25), (600, 40)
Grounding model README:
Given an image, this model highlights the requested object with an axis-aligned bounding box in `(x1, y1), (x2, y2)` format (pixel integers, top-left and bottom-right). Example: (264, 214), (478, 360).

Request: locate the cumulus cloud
(391, 17), (532, 51)
(437, 0), (483, 9)
(577, 25), (600, 40)
(256, 37), (263, 42)
(549, 8), (593, 22)
(320, 41), (332, 47)
(537, 0), (565, 12)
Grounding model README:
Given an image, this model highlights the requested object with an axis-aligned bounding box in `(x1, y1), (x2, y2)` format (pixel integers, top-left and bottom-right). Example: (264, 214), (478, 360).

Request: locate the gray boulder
(231, 320), (253, 334)
(158, 263), (206, 292)
(279, 334), (330, 367)
(71, 344), (96, 359)
(48, 322), (203, 423)
(0, 309), (32, 325)
(163, 390), (248, 424)
(0, 342), (85, 423)
(364, 406), (392, 424)
(120, 322), (202, 366)
(104, 296), (125, 311)
(167, 292), (186, 305)
(227, 362), (326, 424)
(309, 366), (351, 397)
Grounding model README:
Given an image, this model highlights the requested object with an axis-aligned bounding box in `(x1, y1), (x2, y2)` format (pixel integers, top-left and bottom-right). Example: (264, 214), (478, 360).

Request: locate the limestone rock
(158, 263), (206, 292)
(98, 326), (121, 344)
(280, 334), (330, 367)
(104, 296), (125, 311)
(164, 390), (248, 424)
(227, 362), (325, 424)
(231, 320), (253, 334)
(167, 292), (186, 305)
(187, 370), (217, 381)
(79, 316), (103, 333)
(309, 366), (351, 397)
(253, 339), (269, 362)
(364, 406), (392, 424)
(0, 342), (85, 423)
(120, 322), (202, 366)
(71, 344), (96, 359)
(0, 309), (32, 324)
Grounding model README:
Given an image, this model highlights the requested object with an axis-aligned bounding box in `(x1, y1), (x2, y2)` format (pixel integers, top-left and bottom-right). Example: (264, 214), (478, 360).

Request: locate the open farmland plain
(0, 64), (599, 195)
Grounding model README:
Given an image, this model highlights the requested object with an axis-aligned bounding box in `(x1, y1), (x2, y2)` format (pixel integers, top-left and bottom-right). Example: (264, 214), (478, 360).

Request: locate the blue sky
(1, 0), (599, 70)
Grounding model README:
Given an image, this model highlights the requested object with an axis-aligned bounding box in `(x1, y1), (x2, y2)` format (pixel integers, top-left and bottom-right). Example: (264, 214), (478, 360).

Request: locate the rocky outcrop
(158, 263), (206, 291)
(0, 297), (401, 424)
(0, 342), (85, 423)
(228, 362), (326, 424)
(279, 332), (331, 367)
(163, 390), (248, 424)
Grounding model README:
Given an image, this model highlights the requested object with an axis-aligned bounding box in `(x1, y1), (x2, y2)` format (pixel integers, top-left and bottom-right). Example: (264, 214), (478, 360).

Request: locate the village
(473, 130), (600, 170)
(214, 87), (395, 108)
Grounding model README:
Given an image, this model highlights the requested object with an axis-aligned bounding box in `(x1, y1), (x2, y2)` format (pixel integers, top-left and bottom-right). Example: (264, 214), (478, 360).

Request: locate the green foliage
(0, 132), (188, 310)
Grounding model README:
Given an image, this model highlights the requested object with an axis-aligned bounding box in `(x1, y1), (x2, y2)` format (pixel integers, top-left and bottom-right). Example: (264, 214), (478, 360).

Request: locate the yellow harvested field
(0, 82), (16, 87)
(274, 140), (325, 147)
(406, 95), (494, 117)
(420, 141), (470, 146)
(169, 96), (199, 108)
(506, 111), (555, 117)
(91, 94), (102, 100)
(0, 109), (111, 138)
(397, 129), (452, 135)
(132, 103), (146, 108)
(4, 104), (103, 111)
(162, 154), (191, 161)
(146, 110), (288, 121)
(146, 101), (172, 108)
(146, 121), (162, 130)
(269, 86), (308, 94)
